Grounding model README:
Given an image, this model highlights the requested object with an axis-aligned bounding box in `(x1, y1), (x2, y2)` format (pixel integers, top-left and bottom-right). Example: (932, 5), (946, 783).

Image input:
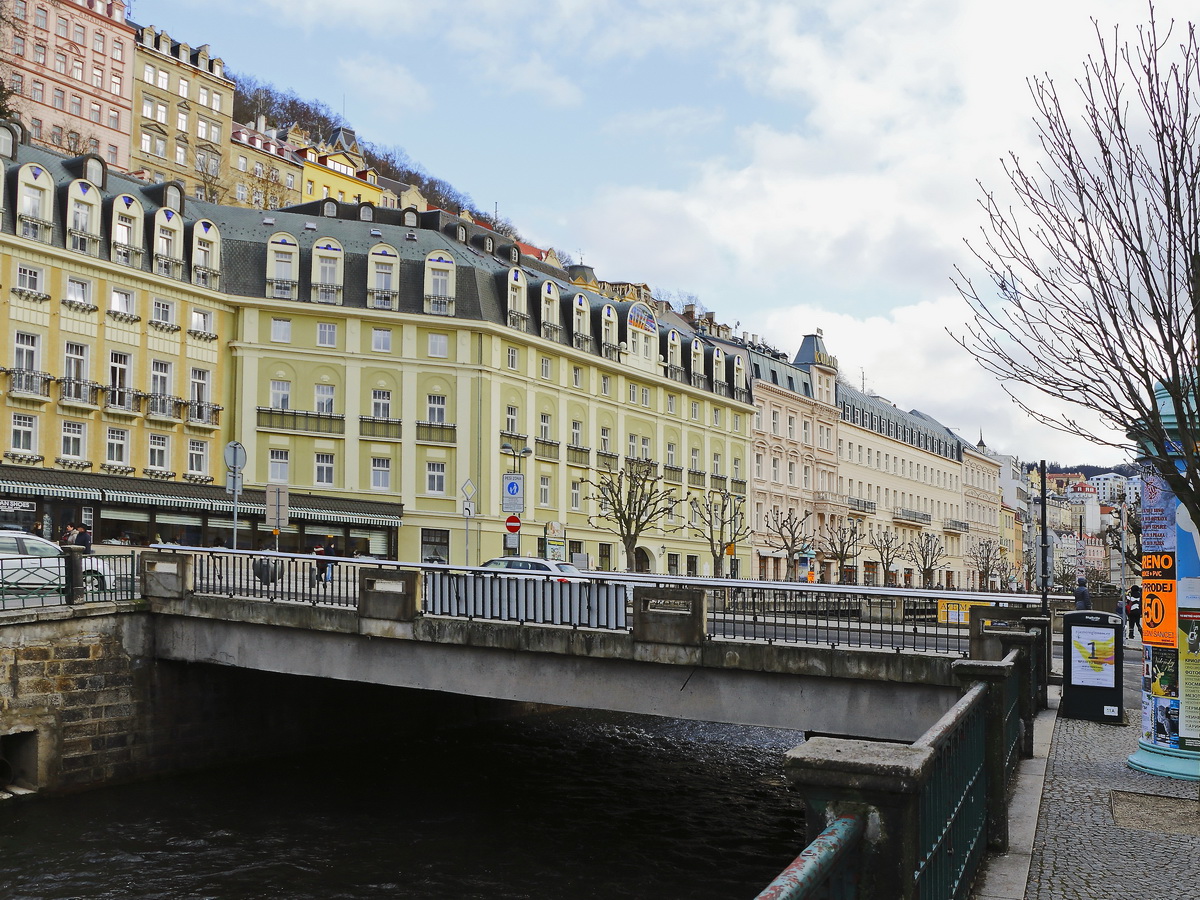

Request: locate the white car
(480, 557), (586, 582)
(0, 530), (113, 593)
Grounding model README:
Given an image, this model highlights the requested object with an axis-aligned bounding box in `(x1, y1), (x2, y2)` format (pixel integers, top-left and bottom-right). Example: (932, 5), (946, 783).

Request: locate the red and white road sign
(505, 515), (522, 533)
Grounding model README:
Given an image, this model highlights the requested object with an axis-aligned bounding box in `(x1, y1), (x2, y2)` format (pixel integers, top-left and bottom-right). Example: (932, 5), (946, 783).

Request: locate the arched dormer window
(16, 163), (53, 242)
(110, 194), (145, 265)
(509, 246), (519, 264)
(506, 268), (529, 332)
(690, 340), (707, 389)
(540, 282), (561, 341)
(67, 179), (102, 256)
(484, 236), (494, 253)
(368, 242), (400, 310)
(666, 332), (683, 378)
(153, 207), (186, 279)
(191, 220), (222, 290)
(83, 157), (105, 188)
(311, 238), (345, 304)
(711, 347), (730, 397)
(266, 232), (299, 299)
(571, 295), (592, 352)
(732, 357), (748, 400)
(323, 199), (337, 217)
(455, 224), (467, 243)
(424, 250), (456, 316)
(600, 305), (620, 360)
(0, 121), (19, 161)
(358, 203), (374, 221)
(403, 209), (418, 227)
(163, 183), (183, 213)
(625, 302), (659, 371)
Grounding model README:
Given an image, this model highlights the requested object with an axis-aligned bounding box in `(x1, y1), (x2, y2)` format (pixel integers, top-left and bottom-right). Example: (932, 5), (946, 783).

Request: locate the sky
(129, 0), (1174, 467)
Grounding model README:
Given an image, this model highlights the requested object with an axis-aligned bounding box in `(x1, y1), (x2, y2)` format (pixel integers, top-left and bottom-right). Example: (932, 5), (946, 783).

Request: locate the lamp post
(500, 442), (532, 556)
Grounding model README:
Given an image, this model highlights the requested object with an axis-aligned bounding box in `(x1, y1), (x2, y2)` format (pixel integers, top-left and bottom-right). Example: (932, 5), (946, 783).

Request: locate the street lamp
(500, 442), (532, 473)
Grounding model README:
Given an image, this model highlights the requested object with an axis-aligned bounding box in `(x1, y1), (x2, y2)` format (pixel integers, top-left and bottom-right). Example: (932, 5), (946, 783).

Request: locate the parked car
(480, 557), (586, 582)
(0, 529), (113, 592)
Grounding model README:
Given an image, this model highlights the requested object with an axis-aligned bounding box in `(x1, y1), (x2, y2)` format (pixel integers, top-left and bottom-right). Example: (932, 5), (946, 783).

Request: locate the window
(667, 395), (676, 414)
(190, 309), (213, 333)
(61, 422), (84, 459)
(148, 434), (168, 469)
(571, 420), (582, 446)
(371, 457), (391, 490)
(110, 288), (133, 314)
(67, 278), (91, 306)
(16, 265), (43, 292)
(572, 366), (582, 388)
(507, 347), (519, 369)
(286, 174), (295, 190)
(33, 44), (45, 65)
(371, 328), (391, 352)
(270, 318), (291, 343)
(642, 388), (651, 407)
(14, 332), (38, 370)
(628, 433), (638, 457)
(70, 95), (82, 116)
(94, 31), (104, 52)
(317, 322), (337, 347)
(52, 88), (64, 109)
(371, 389), (392, 418)
(187, 440), (208, 475)
(426, 461), (446, 494)
(73, 22), (85, 42)
(540, 413), (552, 440)
(600, 427), (611, 452)
(713, 408), (722, 426)
(34, 5), (45, 28)
(112, 40), (123, 61)
(13, 1), (26, 20)
(157, 69), (168, 89)
(30, 80), (42, 101)
(55, 16), (67, 37)
(541, 357), (551, 379)
(150, 360), (171, 398)
(178, 77), (189, 98)
(12, 34), (24, 56)
(691, 401), (700, 420)
(428, 334), (448, 357)
(269, 380), (290, 410)
(268, 449), (289, 483)
(601, 375), (611, 396)
(427, 394), (446, 423)
(667, 443), (677, 466)
(314, 453), (334, 485)
(314, 384), (335, 414)
(571, 481), (581, 510)
(109, 74), (121, 96)
(106, 428), (129, 464)
(539, 476), (551, 506)
(642, 437), (651, 459)
(236, 183), (247, 202)
(12, 414), (36, 452)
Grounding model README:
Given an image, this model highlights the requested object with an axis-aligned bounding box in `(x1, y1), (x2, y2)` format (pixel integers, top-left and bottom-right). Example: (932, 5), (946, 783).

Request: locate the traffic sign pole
(223, 441), (246, 551)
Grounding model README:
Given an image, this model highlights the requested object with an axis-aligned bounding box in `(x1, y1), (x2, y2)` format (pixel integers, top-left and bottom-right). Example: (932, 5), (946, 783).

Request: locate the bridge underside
(152, 609), (959, 742)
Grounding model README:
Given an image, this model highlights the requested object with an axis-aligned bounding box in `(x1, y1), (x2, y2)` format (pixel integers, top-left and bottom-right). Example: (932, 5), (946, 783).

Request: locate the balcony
(187, 401), (222, 428)
(596, 450), (619, 472)
(601, 341), (621, 361)
(663, 464), (683, 485)
(18, 214), (53, 243)
(424, 294), (454, 316)
(268, 278), (297, 300)
(567, 444), (590, 467)
(145, 394), (185, 420)
(541, 322), (562, 341)
(312, 283), (343, 305)
(154, 254), (185, 280)
(688, 469), (707, 488)
(734, 387), (751, 404)
(359, 416), (403, 439)
(710, 474), (727, 491)
(11, 286), (50, 303)
(416, 421), (456, 443)
(814, 491), (849, 508)
(507, 310), (531, 333)
(499, 431), (528, 446)
(535, 438), (560, 460)
(944, 518), (970, 533)
(713, 381), (731, 398)
(667, 364), (686, 384)
(626, 457), (658, 475)
(690, 372), (709, 390)
(104, 387), (142, 415)
(730, 477), (747, 495)
(111, 242), (143, 266)
(193, 267), (221, 290)
(61, 295), (99, 314)
(572, 333), (593, 352)
(368, 289), (397, 310)
(68, 229), (100, 256)
(257, 407), (343, 434)
(58, 378), (102, 408)
(893, 506), (933, 525)
(7, 369), (53, 398)
(847, 496), (877, 515)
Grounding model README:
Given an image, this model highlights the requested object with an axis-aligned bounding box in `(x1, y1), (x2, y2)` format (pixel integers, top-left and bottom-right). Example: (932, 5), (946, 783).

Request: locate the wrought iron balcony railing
(416, 421), (456, 443)
(257, 407), (343, 434)
(359, 416), (402, 439)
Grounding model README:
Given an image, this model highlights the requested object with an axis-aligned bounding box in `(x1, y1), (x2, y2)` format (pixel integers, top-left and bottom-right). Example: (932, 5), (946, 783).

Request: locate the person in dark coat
(74, 524), (93, 554)
(1127, 584), (1143, 639)
(1074, 577), (1091, 610)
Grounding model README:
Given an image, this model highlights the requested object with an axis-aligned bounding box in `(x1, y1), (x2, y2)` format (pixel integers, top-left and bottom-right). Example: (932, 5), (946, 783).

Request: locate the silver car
(0, 530), (113, 593)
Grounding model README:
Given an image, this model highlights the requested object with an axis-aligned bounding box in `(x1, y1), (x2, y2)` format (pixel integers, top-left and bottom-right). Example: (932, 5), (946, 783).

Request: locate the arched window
(572, 295), (592, 351)
(540, 282), (561, 340)
(266, 232), (299, 299)
(601, 306), (619, 359)
(153, 207), (185, 279)
(16, 163), (53, 242)
(311, 238), (345, 304)
(192, 220), (222, 289)
(368, 243), (399, 310)
(506, 268), (528, 331)
(424, 250), (456, 316)
(67, 178), (102, 256)
(110, 195), (145, 265)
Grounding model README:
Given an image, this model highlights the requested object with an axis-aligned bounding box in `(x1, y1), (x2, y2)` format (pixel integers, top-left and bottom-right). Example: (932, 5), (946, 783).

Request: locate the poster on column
(1140, 468), (1178, 647)
(1178, 578), (1200, 752)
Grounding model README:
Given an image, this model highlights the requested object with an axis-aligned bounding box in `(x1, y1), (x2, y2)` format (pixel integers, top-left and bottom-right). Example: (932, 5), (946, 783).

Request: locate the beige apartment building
(129, 25), (233, 200)
(228, 118), (304, 210)
(2, 0), (135, 168)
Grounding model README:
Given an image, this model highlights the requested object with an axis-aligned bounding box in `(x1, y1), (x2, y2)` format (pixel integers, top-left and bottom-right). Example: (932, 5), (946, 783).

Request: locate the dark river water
(1, 711), (806, 900)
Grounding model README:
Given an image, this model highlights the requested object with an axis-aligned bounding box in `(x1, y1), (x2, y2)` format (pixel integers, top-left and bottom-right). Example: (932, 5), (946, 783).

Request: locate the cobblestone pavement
(1025, 642), (1200, 900)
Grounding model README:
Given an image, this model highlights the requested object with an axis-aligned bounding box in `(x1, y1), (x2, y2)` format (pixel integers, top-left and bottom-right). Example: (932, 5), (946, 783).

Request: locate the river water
(2, 710), (807, 900)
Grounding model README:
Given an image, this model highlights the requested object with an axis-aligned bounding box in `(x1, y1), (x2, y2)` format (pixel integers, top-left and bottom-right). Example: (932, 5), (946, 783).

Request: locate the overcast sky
(133, 0), (1172, 467)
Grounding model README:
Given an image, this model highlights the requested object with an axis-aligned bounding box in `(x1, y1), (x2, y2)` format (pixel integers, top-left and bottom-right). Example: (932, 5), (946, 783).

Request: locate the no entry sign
(505, 515), (521, 534)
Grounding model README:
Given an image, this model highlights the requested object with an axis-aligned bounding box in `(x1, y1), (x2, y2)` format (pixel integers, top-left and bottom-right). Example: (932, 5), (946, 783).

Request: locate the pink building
(3, 0), (135, 170)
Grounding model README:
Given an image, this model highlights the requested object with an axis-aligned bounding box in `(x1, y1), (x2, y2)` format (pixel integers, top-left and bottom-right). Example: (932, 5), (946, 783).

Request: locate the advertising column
(1128, 465), (1200, 780)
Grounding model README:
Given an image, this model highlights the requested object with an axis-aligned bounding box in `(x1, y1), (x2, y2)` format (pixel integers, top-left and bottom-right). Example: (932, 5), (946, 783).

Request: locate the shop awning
(0, 478), (102, 500)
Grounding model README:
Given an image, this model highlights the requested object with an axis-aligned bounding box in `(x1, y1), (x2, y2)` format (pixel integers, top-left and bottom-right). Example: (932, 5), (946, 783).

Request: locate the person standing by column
(1126, 583), (1142, 640)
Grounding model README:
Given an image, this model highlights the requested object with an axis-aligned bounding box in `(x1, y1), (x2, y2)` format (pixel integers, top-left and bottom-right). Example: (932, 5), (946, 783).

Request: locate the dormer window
(68, 180), (102, 256)
(506, 268), (529, 333)
(572, 295), (592, 352)
(540, 282), (561, 341)
(153, 209), (185, 279)
(266, 233), (299, 300)
(509, 247), (519, 263)
(111, 196), (144, 266)
(424, 251), (457, 316)
(164, 184), (182, 212)
(484, 236), (494, 253)
(403, 210), (418, 227)
(368, 243), (399, 310)
(192, 221), (222, 290)
(17, 165), (51, 242)
(456, 224), (467, 242)
(323, 200), (337, 217)
(84, 157), (104, 186)
(311, 239), (345, 304)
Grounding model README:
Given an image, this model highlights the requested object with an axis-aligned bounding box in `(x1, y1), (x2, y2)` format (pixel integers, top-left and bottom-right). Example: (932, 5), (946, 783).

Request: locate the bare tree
(904, 533), (948, 589)
(1103, 496), (1143, 573)
(954, 8), (1200, 534)
(689, 489), (751, 578)
(997, 556), (1018, 592)
(760, 508), (812, 581)
(817, 520), (862, 585)
(966, 538), (1005, 591)
(586, 460), (679, 572)
(1054, 558), (1078, 593)
(1023, 547), (1038, 591)
(866, 528), (905, 586)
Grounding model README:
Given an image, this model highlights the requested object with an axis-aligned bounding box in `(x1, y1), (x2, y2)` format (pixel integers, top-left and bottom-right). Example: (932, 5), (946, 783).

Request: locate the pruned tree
(997, 556), (1018, 592)
(817, 519), (862, 585)
(1103, 497), (1143, 573)
(965, 538), (1005, 591)
(760, 508), (812, 581)
(1054, 558), (1078, 593)
(689, 489), (751, 578)
(586, 459), (679, 572)
(1023, 547), (1038, 591)
(954, 8), (1200, 537)
(904, 532), (948, 588)
(866, 528), (905, 586)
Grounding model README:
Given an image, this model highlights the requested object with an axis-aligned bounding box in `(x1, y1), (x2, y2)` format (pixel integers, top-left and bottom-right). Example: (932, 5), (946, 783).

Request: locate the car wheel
(83, 571), (106, 592)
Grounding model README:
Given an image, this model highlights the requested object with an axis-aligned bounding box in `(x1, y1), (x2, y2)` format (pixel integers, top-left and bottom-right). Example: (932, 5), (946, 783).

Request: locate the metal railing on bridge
(0, 549), (137, 611)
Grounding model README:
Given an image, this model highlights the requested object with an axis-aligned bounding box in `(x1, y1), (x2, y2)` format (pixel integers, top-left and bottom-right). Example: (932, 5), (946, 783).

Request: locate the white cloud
(337, 56), (431, 117)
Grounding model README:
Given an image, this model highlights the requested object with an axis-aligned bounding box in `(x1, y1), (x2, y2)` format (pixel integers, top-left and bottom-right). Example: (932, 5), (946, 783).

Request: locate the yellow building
(285, 125), (382, 206)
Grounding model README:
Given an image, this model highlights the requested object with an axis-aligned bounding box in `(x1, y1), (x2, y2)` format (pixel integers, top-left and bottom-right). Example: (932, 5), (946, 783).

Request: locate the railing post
(996, 631), (1039, 759)
(140, 550), (193, 601)
(952, 659), (1016, 851)
(62, 545), (87, 605)
(783, 738), (933, 900)
(1020, 617), (1052, 710)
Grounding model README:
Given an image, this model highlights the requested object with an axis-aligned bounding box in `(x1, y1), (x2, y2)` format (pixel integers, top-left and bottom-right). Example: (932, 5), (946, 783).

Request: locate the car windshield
(555, 563), (582, 574)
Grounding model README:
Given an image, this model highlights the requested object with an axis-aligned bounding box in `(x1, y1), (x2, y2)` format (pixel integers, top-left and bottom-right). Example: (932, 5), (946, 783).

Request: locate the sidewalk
(974, 638), (1200, 899)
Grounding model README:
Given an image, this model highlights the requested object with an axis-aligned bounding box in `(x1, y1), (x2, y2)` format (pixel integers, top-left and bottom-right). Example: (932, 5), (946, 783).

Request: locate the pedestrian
(60, 522), (76, 545)
(1127, 584), (1142, 640)
(311, 542), (327, 586)
(74, 524), (93, 554)
(29, 521), (43, 538)
(1074, 576), (1091, 610)
(323, 536), (337, 582)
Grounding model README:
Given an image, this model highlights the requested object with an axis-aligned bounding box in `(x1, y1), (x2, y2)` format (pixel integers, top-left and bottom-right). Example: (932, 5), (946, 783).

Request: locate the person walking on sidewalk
(1074, 576), (1092, 610)
(1127, 583), (1142, 639)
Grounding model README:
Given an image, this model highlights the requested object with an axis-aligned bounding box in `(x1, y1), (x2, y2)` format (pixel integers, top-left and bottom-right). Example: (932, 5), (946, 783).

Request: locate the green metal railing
(753, 813), (864, 900)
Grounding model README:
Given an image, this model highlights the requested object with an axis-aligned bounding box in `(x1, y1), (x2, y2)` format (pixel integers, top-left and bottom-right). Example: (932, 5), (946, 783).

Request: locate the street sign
(223, 441), (247, 471)
(505, 515), (522, 534)
(225, 472), (243, 495)
(463, 501), (476, 518)
(462, 479), (476, 500)
(502, 473), (524, 513)
(265, 485), (289, 528)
